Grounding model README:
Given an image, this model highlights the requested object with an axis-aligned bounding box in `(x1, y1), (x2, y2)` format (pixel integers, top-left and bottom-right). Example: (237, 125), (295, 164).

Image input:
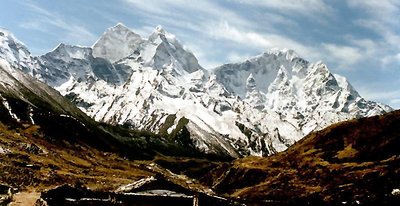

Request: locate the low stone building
(39, 176), (233, 206)
(115, 176), (231, 206)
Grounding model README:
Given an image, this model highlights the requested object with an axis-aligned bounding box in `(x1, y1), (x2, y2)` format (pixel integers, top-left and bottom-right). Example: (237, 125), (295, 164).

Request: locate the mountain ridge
(0, 24), (392, 158)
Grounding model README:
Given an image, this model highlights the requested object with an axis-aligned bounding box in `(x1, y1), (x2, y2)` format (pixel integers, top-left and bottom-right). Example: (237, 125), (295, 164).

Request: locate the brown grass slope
(206, 110), (400, 205)
(0, 122), (152, 192)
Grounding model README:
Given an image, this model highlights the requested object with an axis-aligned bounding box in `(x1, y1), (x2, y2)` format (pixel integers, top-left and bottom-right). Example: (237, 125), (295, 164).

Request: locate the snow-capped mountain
(0, 27), (200, 158)
(214, 50), (392, 135)
(0, 28), (40, 75)
(0, 24), (392, 157)
(0, 28), (93, 127)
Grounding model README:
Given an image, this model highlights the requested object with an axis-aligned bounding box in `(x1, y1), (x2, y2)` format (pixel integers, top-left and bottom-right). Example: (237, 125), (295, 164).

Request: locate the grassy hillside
(206, 110), (400, 205)
(0, 122), (152, 191)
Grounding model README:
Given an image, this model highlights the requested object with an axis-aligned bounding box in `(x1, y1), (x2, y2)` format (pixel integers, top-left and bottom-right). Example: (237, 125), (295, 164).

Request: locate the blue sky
(0, 0), (399, 108)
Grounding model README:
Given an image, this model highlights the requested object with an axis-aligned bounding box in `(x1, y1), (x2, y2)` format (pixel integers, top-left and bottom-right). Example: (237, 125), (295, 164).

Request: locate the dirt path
(9, 191), (40, 206)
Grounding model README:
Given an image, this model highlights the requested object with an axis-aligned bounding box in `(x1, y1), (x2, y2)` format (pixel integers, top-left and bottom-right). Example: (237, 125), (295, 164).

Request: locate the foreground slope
(207, 110), (400, 205)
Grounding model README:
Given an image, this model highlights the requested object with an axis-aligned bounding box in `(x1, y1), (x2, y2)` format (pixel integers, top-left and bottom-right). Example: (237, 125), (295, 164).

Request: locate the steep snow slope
(1, 25), (392, 157)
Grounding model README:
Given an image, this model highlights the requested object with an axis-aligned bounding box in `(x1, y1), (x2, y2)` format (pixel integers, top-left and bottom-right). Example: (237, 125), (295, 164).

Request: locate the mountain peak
(113, 22), (128, 29)
(0, 28), (26, 50)
(148, 25), (176, 44)
(0, 28), (33, 71)
(143, 25), (202, 73)
(92, 23), (143, 62)
(107, 22), (137, 35)
(263, 48), (299, 62)
(102, 22), (133, 33)
(155, 25), (165, 34)
(0, 27), (13, 38)
(45, 43), (92, 61)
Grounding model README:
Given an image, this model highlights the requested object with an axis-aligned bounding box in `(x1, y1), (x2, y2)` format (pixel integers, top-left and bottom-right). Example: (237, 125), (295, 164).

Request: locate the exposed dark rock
(0, 184), (14, 205)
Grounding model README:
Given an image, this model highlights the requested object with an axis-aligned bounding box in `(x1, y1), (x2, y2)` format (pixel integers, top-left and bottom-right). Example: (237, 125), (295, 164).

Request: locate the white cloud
(121, 0), (328, 66)
(121, 0), (332, 66)
(233, 0), (333, 17)
(19, 1), (97, 46)
(390, 99), (400, 109)
(348, 38), (380, 57)
(359, 88), (400, 109)
(347, 0), (400, 69)
(347, 0), (400, 24)
(123, 0), (251, 27)
(321, 43), (363, 69)
(360, 88), (400, 100)
(184, 42), (221, 69)
(227, 52), (251, 63)
(382, 53), (400, 69)
(355, 19), (400, 47)
(208, 22), (322, 60)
